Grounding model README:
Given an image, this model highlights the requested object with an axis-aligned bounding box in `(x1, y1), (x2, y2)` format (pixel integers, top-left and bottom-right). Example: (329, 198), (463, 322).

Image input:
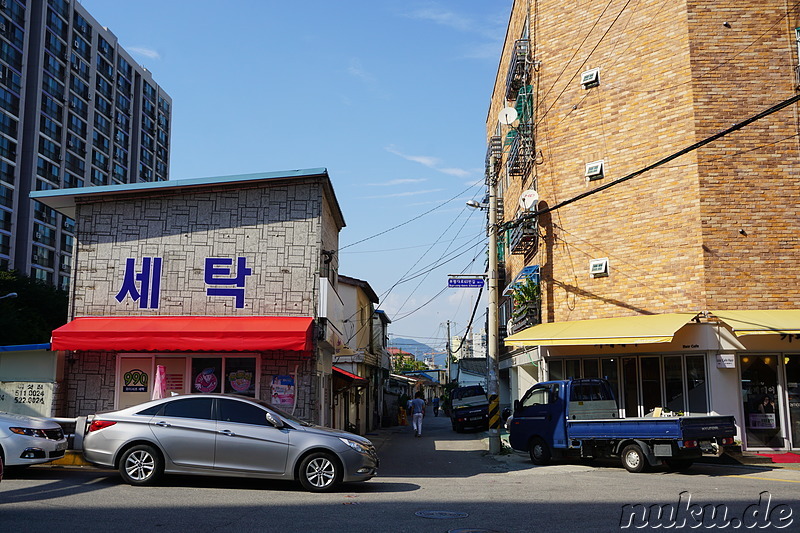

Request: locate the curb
(49, 450), (92, 467)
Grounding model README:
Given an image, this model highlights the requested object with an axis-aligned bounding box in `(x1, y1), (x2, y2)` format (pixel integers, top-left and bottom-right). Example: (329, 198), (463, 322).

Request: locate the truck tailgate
(679, 416), (736, 440)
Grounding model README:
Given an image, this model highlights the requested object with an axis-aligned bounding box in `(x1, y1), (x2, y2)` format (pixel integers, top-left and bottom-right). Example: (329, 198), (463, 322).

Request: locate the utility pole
(487, 155), (501, 454)
(445, 320), (452, 384)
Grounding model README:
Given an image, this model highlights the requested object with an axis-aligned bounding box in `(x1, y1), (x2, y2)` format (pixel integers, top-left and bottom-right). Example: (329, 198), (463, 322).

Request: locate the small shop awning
(712, 310), (800, 337)
(504, 313), (696, 346)
(333, 366), (368, 383)
(51, 316), (314, 353)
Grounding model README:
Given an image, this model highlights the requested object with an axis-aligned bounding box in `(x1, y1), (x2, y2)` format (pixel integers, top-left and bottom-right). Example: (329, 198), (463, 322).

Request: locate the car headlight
(339, 437), (370, 455)
(9, 427), (48, 438)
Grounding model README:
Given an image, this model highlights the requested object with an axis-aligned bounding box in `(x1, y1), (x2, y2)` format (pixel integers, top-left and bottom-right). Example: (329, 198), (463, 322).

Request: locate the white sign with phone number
(0, 381), (55, 417)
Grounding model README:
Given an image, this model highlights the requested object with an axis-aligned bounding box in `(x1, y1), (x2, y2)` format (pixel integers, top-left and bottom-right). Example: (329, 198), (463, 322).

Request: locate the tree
(0, 270), (69, 345)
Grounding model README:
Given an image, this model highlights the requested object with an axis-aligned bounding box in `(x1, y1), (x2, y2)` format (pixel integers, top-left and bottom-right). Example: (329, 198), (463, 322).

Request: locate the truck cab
(509, 379), (617, 453)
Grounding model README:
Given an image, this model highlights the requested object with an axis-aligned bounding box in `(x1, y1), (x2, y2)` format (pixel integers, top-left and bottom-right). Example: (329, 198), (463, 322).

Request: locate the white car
(0, 412), (68, 469)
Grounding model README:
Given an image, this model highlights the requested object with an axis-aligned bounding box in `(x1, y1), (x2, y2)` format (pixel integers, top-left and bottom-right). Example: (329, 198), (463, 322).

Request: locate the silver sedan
(82, 394), (378, 492)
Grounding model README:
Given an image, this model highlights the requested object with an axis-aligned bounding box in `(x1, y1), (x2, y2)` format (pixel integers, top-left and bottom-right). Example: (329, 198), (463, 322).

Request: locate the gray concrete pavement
(2, 407), (798, 532)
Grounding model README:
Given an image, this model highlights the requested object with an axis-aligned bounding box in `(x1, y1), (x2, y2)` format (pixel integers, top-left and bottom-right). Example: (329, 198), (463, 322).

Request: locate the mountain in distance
(390, 337), (447, 368)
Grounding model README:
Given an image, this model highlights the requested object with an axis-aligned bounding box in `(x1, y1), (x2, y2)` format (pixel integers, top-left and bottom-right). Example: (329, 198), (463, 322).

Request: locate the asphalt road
(1, 410), (799, 532)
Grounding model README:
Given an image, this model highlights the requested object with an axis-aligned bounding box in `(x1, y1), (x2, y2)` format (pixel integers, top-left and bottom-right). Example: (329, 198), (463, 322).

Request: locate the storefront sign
(748, 413), (776, 429)
(0, 382), (55, 416)
(715, 354), (736, 369)
(122, 369), (149, 392)
(115, 256), (252, 309)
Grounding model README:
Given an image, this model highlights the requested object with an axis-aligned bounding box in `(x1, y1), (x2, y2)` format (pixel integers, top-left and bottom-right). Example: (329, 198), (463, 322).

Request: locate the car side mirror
(265, 412), (284, 429)
(513, 399), (520, 412)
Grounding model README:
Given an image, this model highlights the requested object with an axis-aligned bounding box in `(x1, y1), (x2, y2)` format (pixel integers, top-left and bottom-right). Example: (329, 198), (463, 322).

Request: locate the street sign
(448, 278), (484, 288)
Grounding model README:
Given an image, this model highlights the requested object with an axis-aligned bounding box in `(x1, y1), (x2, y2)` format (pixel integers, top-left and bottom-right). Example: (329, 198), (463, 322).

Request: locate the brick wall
(489, 0), (800, 322)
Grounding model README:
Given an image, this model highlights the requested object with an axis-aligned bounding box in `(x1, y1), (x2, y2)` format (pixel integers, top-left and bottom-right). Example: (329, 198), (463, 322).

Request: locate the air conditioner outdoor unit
(580, 68), (600, 89)
(589, 258), (609, 278)
(585, 160), (604, 180)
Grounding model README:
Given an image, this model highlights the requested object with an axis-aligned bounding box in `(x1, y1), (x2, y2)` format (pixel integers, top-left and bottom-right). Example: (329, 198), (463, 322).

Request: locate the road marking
(724, 475), (800, 484)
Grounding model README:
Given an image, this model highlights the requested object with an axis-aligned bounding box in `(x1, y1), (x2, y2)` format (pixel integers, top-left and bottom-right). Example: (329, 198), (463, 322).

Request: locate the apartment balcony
(505, 39), (530, 101)
(508, 219), (538, 256)
(506, 125), (534, 177)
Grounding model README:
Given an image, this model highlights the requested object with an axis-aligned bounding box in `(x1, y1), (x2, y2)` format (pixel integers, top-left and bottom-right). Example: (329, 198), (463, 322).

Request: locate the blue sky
(78, 0), (512, 355)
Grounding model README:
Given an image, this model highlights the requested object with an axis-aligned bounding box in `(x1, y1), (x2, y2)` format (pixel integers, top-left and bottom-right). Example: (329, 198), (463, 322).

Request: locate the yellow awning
(504, 313), (696, 347)
(712, 310), (800, 337)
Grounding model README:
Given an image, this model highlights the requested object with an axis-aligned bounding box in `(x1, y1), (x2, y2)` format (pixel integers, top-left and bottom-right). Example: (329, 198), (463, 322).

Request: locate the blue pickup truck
(508, 378), (737, 472)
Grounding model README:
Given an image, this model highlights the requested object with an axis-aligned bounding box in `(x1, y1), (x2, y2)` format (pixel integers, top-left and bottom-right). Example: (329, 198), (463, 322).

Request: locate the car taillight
(683, 440), (698, 448)
(720, 437), (735, 446)
(88, 420), (116, 432)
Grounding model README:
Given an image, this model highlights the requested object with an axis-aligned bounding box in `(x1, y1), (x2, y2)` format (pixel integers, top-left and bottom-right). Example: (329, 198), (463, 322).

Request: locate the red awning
(333, 366), (367, 383)
(51, 316), (314, 353)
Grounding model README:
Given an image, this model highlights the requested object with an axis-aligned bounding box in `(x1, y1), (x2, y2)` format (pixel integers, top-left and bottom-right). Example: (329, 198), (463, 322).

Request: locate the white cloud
(361, 188), (445, 200)
(385, 145), (471, 178)
(439, 168), (471, 178)
(128, 47), (161, 60)
(405, 7), (473, 33)
(347, 58), (376, 85)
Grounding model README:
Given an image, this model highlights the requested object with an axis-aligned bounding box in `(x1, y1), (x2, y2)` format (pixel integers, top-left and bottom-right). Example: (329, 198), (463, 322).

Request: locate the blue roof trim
(0, 343), (51, 352)
(31, 168), (328, 200)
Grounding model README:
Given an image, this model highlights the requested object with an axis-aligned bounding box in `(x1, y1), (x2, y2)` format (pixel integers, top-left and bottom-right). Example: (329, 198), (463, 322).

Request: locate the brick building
(489, 1), (800, 450)
(31, 169), (348, 426)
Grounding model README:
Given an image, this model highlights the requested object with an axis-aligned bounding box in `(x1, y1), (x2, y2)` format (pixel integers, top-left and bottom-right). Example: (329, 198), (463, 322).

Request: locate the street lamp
(467, 156), (502, 454)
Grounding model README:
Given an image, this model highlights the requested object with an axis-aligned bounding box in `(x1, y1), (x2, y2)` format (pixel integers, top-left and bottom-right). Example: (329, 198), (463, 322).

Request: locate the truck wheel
(665, 458), (694, 471)
(529, 437), (552, 466)
(621, 444), (647, 473)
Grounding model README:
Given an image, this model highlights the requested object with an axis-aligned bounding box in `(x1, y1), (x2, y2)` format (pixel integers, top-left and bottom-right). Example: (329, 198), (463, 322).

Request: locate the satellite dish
(519, 189), (540, 211)
(498, 107), (518, 125)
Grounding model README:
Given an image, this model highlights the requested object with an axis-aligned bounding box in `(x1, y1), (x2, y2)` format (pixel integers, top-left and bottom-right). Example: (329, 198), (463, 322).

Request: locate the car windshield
(453, 386), (486, 400)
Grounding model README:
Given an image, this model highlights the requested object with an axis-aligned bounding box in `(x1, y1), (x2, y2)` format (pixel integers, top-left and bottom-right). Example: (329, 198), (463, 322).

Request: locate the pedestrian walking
(432, 396), (440, 417)
(410, 391), (426, 437)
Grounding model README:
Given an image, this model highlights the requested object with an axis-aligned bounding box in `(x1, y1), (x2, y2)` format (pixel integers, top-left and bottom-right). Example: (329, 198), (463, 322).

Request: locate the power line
(338, 182), (482, 251)
(506, 93), (800, 229)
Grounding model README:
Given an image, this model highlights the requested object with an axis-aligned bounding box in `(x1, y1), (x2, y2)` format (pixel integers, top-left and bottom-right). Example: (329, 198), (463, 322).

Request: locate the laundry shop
(504, 311), (800, 452)
(31, 169), (346, 424)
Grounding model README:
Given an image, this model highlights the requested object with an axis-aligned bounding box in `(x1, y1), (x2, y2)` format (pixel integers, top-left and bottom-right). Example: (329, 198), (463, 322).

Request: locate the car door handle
(155, 421), (171, 427)
(218, 429), (234, 436)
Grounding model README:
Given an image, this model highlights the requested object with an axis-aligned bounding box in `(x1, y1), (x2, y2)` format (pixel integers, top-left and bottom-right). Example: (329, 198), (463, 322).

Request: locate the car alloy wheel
(299, 452), (339, 492)
(119, 444), (163, 486)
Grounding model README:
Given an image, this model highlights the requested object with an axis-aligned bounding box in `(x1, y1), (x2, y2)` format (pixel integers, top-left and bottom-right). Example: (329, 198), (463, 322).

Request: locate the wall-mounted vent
(589, 258), (609, 278)
(585, 160), (604, 180)
(580, 68), (600, 89)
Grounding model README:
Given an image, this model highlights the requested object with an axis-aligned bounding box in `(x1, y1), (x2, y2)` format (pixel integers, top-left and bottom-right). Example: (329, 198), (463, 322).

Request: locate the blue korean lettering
(205, 257), (252, 308)
(115, 257), (162, 309)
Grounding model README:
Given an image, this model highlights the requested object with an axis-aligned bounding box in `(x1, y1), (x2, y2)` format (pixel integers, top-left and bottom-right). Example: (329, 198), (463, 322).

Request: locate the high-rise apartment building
(490, 1), (800, 450)
(1, 0), (171, 289)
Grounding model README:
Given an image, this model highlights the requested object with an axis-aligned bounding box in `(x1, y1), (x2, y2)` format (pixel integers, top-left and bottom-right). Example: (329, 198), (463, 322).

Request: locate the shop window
(740, 355), (780, 448)
(640, 357), (663, 415)
(685, 355), (708, 414)
(191, 356), (256, 397)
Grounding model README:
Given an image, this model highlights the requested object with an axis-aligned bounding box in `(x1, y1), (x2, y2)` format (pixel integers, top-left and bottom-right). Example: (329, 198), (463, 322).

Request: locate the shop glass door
(786, 355), (800, 449)
(740, 355), (783, 448)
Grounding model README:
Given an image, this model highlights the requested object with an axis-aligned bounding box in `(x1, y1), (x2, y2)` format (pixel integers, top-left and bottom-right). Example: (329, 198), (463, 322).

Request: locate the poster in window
(271, 375), (295, 407)
(192, 358), (222, 394)
(225, 358), (256, 397)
